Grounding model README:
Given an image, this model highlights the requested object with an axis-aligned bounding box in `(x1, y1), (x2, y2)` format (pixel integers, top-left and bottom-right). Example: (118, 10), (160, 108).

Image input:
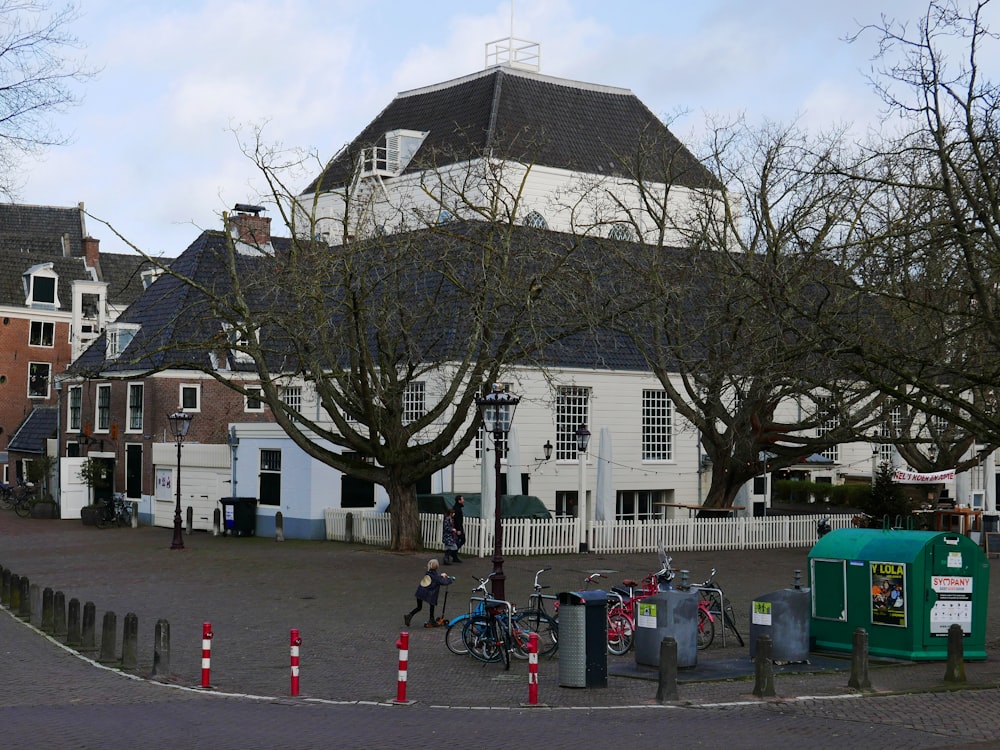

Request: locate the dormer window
(23, 263), (59, 309)
(223, 322), (257, 364)
(358, 129), (428, 178)
(608, 223), (636, 242)
(106, 322), (140, 360)
(523, 211), (548, 230)
(141, 268), (164, 289)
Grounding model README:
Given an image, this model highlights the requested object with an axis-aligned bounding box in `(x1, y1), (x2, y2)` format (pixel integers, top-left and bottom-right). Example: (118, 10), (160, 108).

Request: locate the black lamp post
(475, 385), (519, 601)
(575, 423), (591, 552)
(168, 412), (193, 550)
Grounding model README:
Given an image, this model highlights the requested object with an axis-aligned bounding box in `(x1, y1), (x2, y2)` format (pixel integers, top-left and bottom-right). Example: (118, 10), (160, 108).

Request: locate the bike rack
(695, 585), (734, 647)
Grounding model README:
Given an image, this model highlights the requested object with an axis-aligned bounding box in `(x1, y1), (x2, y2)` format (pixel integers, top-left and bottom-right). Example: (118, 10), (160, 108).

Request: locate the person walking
(442, 508), (459, 564)
(404, 559), (453, 628)
(452, 495), (465, 562)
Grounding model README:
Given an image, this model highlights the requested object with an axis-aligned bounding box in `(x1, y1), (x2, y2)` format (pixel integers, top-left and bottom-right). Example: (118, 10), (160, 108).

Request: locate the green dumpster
(808, 528), (989, 661)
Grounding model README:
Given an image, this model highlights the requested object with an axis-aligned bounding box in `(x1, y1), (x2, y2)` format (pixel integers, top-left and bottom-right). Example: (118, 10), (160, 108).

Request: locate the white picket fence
(323, 509), (857, 555)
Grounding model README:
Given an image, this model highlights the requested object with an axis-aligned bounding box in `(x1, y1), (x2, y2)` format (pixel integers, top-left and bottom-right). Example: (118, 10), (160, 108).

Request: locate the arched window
(608, 223), (635, 242)
(523, 210), (548, 230)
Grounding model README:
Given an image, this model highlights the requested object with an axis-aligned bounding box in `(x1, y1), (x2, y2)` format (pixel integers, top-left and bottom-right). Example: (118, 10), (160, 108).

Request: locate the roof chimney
(81, 236), (100, 269)
(229, 204), (271, 247)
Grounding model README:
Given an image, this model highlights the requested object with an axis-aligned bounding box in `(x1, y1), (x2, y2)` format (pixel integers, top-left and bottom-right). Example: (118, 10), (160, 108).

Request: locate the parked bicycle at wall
(516, 567), (559, 657)
(459, 573), (533, 670)
(96, 492), (132, 529)
(581, 573), (636, 656)
(2, 479), (37, 517)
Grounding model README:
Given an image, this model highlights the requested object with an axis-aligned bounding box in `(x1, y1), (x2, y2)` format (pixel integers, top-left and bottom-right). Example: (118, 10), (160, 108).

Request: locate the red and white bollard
(290, 629), (302, 696)
(527, 632), (539, 705)
(201, 622), (214, 688)
(393, 631), (412, 704)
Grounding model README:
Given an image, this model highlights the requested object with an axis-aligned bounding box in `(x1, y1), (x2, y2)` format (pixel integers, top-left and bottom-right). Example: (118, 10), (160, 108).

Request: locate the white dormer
(106, 321), (140, 360)
(358, 129), (429, 179)
(22, 263), (60, 309)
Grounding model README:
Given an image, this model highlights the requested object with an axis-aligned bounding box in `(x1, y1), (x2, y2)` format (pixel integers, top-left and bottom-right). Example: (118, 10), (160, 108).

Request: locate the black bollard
(275, 511), (285, 542)
(186, 506), (193, 534)
(848, 627), (872, 690)
(656, 636), (679, 702)
(345, 512), (354, 544)
(152, 619), (171, 678)
(29, 583), (40, 625)
(66, 598), (82, 646)
(9, 574), (21, 613)
(1, 567), (10, 607)
(18, 577), (31, 620)
(943, 623), (967, 683)
(752, 634), (776, 698)
(81, 601), (97, 651)
(213, 508), (221, 536)
(121, 613), (138, 669)
(98, 611), (117, 663)
(41, 587), (54, 633)
(53, 591), (67, 638)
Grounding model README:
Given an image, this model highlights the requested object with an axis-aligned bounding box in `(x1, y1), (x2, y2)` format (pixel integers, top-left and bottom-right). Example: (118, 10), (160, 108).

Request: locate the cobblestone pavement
(1, 512), (1000, 748)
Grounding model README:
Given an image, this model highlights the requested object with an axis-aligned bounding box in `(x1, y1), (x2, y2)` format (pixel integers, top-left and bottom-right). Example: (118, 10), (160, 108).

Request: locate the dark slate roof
(0, 251), (94, 308)
(303, 66), (719, 195)
(8, 406), (57, 454)
(0, 203), (85, 256)
(100, 252), (161, 308)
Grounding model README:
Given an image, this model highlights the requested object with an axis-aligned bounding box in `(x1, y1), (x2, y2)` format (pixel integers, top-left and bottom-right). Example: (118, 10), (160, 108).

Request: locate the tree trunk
(387, 477), (422, 551)
(702, 461), (755, 509)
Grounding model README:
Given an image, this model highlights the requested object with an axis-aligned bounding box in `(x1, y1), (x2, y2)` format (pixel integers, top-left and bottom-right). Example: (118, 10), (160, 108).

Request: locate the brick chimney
(229, 204), (271, 247)
(81, 236), (100, 269)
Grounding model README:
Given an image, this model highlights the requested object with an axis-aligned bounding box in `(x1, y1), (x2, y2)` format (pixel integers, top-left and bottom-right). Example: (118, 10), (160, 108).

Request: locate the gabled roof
(8, 406), (57, 454)
(303, 66), (719, 195)
(0, 203), (85, 256)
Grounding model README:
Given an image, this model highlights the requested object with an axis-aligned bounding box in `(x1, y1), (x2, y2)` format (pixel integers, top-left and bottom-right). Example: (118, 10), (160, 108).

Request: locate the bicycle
(581, 573), (636, 656)
(694, 567), (744, 647)
(515, 567), (559, 657)
(9, 480), (36, 518)
(96, 493), (133, 529)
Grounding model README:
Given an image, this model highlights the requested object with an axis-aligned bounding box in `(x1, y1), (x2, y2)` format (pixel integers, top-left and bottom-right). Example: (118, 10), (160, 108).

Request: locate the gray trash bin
(220, 497), (257, 536)
(634, 586), (699, 668)
(557, 590), (607, 688)
(749, 572), (811, 662)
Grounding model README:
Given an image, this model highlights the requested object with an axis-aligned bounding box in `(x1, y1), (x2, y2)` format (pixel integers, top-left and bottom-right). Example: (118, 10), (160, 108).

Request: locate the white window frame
(106, 322), (141, 360)
(68, 385), (82, 432)
(127, 382), (144, 433)
(23, 263), (59, 308)
(281, 386), (302, 412)
(245, 385), (264, 413)
(223, 321), (257, 364)
(180, 384), (201, 412)
(816, 396), (839, 462)
(403, 381), (426, 424)
(28, 320), (55, 347)
(27, 362), (51, 399)
(95, 383), (112, 432)
(641, 389), (673, 462)
(556, 386), (590, 461)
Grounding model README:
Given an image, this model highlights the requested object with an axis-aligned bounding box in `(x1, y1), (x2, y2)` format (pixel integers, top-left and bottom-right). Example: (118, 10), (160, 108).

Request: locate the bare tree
(0, 0), (92, 196)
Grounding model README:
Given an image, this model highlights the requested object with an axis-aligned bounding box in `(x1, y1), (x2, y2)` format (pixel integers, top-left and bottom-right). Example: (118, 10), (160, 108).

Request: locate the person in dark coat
(452, 495), (465, 562)
(443, 508), (459, 564)
(404, 559), (453, 628)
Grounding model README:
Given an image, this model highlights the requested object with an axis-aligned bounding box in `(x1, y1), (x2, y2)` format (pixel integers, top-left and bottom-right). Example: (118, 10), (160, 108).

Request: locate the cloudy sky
(16, 0), (956, 257)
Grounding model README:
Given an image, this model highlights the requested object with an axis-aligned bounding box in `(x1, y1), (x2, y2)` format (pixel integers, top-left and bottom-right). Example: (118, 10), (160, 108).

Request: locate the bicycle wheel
(697, 607), (715, 650)
(117, 503), (133, 528)
(607, 609), (634, 655)
(463, 615), (502, 663)
(0, 490), (13, 510)
(723, 606), (745, 646)
(514, 610), (558, 656)
(445, 617), (470, 655)
(95, 506), (112, 529)
(14, 498), (31, 518)
(495, 616), (511, 670)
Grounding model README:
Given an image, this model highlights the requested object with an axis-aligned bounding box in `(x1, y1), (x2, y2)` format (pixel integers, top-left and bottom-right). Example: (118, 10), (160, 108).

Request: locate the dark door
(125, 444), (142, 498)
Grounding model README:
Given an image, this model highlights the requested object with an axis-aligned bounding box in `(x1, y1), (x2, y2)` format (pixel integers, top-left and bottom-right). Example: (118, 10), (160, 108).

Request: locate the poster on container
(871, 561), (906, 627)
(929, 575), (974, 635)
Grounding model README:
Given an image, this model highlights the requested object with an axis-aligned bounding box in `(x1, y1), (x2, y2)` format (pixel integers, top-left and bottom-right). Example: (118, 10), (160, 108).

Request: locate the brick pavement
(1, 511), (1000, 710)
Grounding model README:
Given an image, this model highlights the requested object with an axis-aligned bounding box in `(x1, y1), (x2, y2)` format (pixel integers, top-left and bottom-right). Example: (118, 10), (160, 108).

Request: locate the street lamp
(168, 412), (193, 550)
(575, 423), (591, 552)
(475, 385), (519, 600)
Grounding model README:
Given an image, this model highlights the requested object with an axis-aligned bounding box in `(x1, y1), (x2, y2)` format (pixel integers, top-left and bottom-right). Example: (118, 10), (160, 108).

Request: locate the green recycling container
(808, 528), (989, 661)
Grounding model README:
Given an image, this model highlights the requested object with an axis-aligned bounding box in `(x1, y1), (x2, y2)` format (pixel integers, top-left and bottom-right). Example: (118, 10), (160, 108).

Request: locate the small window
(28, 362), (51, 398)
(246, 386), (263, 412)
(281, 386), (301, 412)
(96, 384), (111, 431)
(223, 322), (256, 364)
(180, 384), (201, 411)
(29, 321), (55, 347)
(523, 211), (548, 230)
(608, 223), (636, 242)
(259, 449), (282, 506)
(23, 263), (59, 307)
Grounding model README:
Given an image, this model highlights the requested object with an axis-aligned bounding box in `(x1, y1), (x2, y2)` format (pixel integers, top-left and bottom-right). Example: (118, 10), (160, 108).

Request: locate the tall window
(642, 389), (673, 461)
(68, 385), (82, 431)
(816, 396), (839, 462)
(403, 381), (426, 424)
(259, 449), (282, 506)
(29, 321), (54, 347)
(28, 362), (50, 398)
(127, 383), (143, 431)
(96, 384), (111, 431)
(617, 490), (666, 521)
(282, 386), (301, 412)
(556, 386), (590, 460)
(245, 386), (263, 412)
